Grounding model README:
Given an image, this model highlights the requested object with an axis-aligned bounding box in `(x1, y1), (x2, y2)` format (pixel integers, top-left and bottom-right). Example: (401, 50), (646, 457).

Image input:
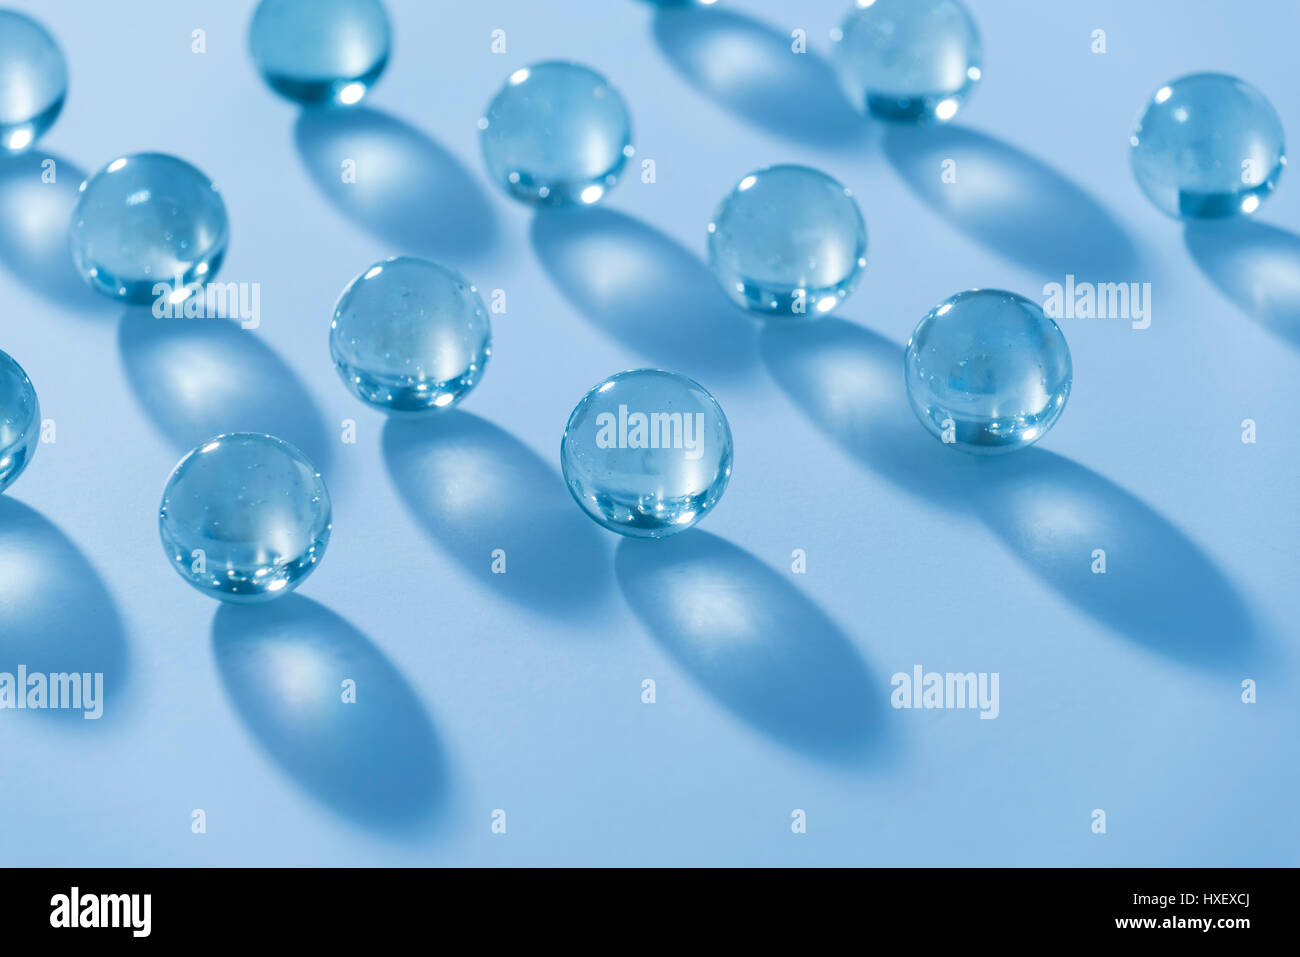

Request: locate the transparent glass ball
(0, 10), (67, 152)
(0, 349), (39, 494)
(330, 256), (491, 413)
(1130, 72), (1286, 219)
(70, 153), (229, 303)
(562, 370), (733, 538)
(249, 0), (391, 106)
(159, 433), (331, 602)
(905, 289), (1072, 454)
(831, 0), (982, 123)
(480, 60), (633, 206)
(708, 164), (867, 318)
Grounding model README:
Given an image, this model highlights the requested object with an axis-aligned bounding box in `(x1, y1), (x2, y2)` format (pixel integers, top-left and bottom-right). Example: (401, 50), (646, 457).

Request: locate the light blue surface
(479, 59), (633, 206)
(1130, 72), (1286, 219)
(707, 163), (867, 316)
(158, 432), (332, 603)
(0, 0), (1297, 866)
(904, 288), (1072, 454)
(330, 256), (491, 413)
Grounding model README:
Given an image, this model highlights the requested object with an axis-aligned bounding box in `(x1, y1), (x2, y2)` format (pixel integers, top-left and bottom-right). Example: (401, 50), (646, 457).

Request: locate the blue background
(1, 0), (1297, 866)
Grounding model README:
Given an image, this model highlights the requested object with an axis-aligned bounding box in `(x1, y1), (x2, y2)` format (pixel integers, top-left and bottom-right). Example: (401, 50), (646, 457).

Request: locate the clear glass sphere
(0, 10), (66, 152)
(905, 289), (1072, 454)
(708, 164), (867, 318)
(330, 256), (491, 413)
(0, 349), (39, 494)
(249, 0), (391, 106)
(480, 60), (633, 206)
(70, 153), (229, 303)
(159, 433), (331, 602)
(831, 0), (981, 122)
(1130, 72), (1286, 219)
(561, 369), (733, 538)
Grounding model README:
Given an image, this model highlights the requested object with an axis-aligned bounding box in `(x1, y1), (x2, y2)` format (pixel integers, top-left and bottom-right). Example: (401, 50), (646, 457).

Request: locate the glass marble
(905, 289), (1072, 454)
(330, 256), (491, 413)
(249, 0), (390, 106)
(159, 433), (331, 603)
(70, 153), (229, 303)
(831, 0), (981, 123)
(0, 10), (66, 152)
(479, 60), (633, 206)
(0, 349), (39, 494)
(561, 370), (732, 538)
(708, 164), (867, 318)
(1130, 73), (1286, 219)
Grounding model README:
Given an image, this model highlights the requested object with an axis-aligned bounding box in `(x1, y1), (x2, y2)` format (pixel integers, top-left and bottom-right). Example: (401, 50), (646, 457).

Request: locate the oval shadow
(212, 595), (447, 834)
(760, 318), (1255, 669)
(531, 207), (757, 382)
(971, 450), (1258, 669)
(382, 411), (612, 620)
(883, 125), (1138, 279)
(616, 530), (888, 763)
(652, 5), (869, 149)
(0, 498), (129, 727)
(294, 107), (497, 261)
(117, 308), (333, 471)
(0, 153), (112, 314)
(1184, 219), (1300, 349)
(759, 317), (975, 507)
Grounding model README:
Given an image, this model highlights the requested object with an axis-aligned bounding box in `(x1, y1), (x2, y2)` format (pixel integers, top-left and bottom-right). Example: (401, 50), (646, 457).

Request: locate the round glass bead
(708, 164), (867, 318)
(0, 349), (39, 494)
(330, 256), (491, 413)
(831, 0), (981, 123)
(904, 289), (1072, 454)
(479, 60), (633, 206)
(249, 0), (391, 106)
(70, 153), (229, 304)
(561, 370), (732, 538)
(1130, 73), (1286, 219)
(0, 10), (66, 153)
(159, 433), (331, 603)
